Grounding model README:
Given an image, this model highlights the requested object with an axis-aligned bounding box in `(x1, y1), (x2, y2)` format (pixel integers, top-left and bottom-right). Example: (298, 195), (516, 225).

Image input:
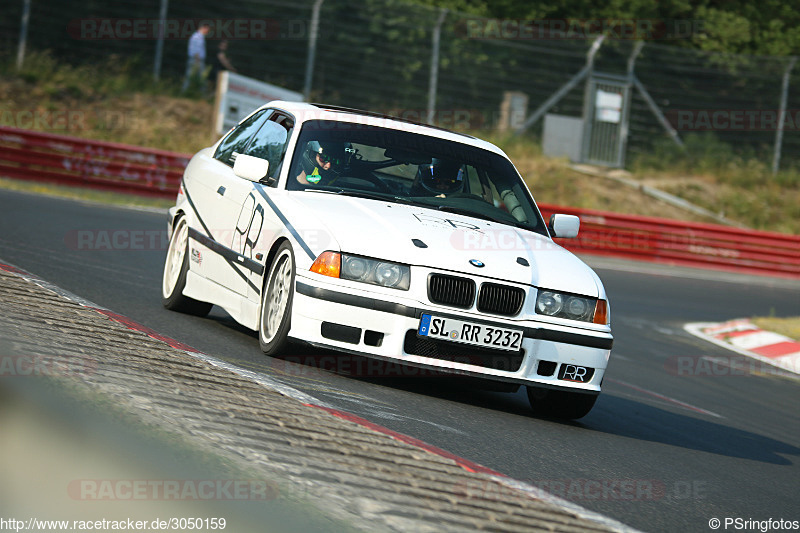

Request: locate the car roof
(261, 101), (508, 158)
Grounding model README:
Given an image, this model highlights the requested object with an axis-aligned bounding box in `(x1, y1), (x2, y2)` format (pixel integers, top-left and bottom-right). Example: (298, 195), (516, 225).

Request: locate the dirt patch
(512, 155), (721, 224)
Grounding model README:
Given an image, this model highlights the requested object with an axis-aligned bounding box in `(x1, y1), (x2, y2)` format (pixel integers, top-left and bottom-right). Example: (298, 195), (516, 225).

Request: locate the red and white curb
(0, 260), (640, 533)
(684, 319), (800, 376)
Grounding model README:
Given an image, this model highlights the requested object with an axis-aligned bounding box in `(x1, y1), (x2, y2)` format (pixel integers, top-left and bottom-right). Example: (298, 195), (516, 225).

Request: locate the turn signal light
(593, 299), (609, 325)
(310, 251), (341, 278)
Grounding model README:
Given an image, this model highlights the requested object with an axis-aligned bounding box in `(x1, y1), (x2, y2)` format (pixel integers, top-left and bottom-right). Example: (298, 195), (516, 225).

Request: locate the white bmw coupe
(163, 101), (612, 419)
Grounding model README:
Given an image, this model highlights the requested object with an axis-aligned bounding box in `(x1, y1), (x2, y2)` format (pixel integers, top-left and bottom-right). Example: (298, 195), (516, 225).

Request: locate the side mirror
(549, 214), (580, 238)
(233, 153), (270, 183)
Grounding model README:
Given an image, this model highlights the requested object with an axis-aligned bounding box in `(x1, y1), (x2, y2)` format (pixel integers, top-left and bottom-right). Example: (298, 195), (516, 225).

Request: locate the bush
(629, 132), (800, 189)
(3, 50), (185, 100)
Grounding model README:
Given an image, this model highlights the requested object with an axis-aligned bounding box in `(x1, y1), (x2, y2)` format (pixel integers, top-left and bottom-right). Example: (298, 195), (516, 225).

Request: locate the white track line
(607, 378), (723, 419)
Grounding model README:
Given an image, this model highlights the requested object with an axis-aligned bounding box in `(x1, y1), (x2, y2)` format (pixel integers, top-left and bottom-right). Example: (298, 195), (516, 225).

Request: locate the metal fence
(4, 0), (800, 171)
(3, 124), (798, 278)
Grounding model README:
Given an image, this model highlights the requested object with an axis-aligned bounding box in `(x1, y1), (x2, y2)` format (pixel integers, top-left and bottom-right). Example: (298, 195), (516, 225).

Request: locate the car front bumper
(288, 272), (612, 392)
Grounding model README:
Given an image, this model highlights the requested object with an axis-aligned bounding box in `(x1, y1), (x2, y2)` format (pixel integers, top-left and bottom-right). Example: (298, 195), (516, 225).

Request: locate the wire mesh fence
(3, 0), (800, 171)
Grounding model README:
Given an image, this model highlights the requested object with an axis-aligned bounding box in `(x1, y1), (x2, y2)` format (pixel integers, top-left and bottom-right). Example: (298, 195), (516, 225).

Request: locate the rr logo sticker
(558, 364), (594, 382)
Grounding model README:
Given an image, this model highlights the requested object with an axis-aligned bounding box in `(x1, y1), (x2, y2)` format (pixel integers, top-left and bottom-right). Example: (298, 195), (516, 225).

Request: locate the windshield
(287, 120), (547, 235)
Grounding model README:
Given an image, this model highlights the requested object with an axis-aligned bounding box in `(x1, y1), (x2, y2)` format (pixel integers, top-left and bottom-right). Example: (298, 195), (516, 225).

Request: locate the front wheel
(526, 386), (598, 420)
(162, 215), (212, 316)
(259, 241), (295, 355)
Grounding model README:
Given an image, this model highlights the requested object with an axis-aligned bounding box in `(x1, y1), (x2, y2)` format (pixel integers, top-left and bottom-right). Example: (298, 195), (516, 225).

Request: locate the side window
(214, 109), (270, 166)
(244, 114), (292, 179)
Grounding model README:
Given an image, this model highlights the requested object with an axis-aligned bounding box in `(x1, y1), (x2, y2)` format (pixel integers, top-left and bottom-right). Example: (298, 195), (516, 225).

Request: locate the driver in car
(296, 141), (347, 185)
(410, 158), (464, 198)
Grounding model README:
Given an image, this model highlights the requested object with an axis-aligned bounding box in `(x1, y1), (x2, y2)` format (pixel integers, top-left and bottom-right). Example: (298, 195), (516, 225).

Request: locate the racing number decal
(246, 204), (265, 256)
(233, 192), (265, 259)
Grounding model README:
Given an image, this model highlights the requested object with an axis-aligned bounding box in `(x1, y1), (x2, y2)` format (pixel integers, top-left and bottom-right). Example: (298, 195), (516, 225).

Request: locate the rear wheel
(526, 386), (598, 420)
(259, 241), (295, 355)
(162, 216), (212, 316)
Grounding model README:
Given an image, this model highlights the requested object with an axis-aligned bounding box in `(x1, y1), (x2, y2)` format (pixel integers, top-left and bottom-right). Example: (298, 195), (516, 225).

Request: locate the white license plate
(418, 314), (523, 351)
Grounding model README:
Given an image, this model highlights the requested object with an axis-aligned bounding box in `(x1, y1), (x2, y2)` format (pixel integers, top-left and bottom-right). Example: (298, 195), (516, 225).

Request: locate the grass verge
(751, 317), (800, 341)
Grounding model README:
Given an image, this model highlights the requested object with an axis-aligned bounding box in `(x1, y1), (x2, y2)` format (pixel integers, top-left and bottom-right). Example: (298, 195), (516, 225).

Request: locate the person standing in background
(209, 40), (237, 90)
(181, 22), (211, 93)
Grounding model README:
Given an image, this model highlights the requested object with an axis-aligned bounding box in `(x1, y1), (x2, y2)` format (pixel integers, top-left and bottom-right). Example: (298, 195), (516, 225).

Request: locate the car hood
(286, 193), (601, 297)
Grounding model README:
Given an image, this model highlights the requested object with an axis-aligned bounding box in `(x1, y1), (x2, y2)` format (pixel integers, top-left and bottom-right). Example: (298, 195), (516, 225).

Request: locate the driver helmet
(415, 158), (464, 195)
(300, 141), (348, 183)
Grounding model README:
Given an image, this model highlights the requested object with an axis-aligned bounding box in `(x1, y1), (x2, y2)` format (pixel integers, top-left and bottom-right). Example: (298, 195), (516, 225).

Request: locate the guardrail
(1, 126), (798, 279)
(538, 204), (800, 279)
(0, 126), (187, 198)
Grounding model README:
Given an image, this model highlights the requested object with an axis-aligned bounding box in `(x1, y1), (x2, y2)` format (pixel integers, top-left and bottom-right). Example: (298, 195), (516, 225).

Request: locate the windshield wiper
(330, 189), (414, 205)
(437, 205), (509, 224)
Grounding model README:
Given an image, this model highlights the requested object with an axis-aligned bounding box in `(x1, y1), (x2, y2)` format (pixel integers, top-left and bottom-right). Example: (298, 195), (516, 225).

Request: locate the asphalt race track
(1, 188), (799, 532)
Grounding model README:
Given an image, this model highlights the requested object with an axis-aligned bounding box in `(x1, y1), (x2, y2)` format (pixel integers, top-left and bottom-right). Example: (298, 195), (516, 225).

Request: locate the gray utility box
(543, 114), (583, 162)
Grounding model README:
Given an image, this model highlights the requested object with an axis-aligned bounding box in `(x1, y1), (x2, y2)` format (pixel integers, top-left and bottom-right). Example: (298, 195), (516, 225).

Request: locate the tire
(162, 216), (212, 316)
(526, 386), (598, 420)
(259, 241), (295, 355)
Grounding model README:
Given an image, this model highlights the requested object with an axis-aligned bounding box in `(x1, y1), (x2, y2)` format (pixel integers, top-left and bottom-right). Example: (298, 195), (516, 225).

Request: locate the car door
(186, 109), (270, 287)
(218, 110), (294, 298)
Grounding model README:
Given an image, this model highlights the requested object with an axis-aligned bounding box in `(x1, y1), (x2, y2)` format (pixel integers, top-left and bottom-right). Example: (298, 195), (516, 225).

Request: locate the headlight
(312, 252), (410, 290)
(343, 254), (409, 289)
(373, 262), (404, 287)
(536, 290), (607, 324)
(342, 255), (369, 279)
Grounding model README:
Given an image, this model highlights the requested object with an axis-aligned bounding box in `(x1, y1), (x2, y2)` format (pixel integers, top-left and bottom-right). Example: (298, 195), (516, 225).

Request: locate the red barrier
(0, 127), (797, 279)
(538, 205), (800, 279)
(0, 126), (188, 198)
